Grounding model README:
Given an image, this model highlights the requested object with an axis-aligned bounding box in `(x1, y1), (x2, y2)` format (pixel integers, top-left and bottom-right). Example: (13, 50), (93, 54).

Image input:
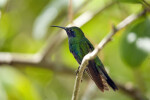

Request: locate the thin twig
(141, 0), (150, 12)
(142, 0), (150, 8)
(117, 83), (148, 100)
(68, 0), (73, 24)
(71, 10), (147, 100)
(0, 52), (74, 74)
(80, 81), (148, 100)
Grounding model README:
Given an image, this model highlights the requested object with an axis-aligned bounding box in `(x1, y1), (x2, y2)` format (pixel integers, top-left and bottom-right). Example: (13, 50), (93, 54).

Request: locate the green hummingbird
(51, 26), (118, 91)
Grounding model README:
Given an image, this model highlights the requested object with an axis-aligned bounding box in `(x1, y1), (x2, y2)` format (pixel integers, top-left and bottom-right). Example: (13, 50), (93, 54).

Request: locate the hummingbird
(51, 26), (118, 92)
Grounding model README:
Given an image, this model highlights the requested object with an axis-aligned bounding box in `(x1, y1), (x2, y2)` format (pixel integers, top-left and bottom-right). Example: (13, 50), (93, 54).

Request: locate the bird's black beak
(51, 25), (66, 30)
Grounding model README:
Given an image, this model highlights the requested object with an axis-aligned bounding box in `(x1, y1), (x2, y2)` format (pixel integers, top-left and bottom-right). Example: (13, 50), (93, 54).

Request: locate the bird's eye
(70, 29), (73, 32)
(68, 29), (73, 33)
(67, 29), (75, 37)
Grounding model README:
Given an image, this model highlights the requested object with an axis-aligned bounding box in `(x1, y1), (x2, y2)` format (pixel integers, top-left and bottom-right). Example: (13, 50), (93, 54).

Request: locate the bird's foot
(83, 68), (87, 74)
(76, 66), (87, 75)
(75, 66), (83, 82)
(81, 68), (87, 82)
(76, 66), (80, 76)
(76, 66), (87, 83)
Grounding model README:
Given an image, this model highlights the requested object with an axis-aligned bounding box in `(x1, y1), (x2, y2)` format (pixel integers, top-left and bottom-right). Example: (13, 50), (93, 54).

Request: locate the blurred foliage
(0, 66), (41, 100)
(0, 0), (150, 100)
(121, 17), (150, 67)
(116, 0), (141, 3)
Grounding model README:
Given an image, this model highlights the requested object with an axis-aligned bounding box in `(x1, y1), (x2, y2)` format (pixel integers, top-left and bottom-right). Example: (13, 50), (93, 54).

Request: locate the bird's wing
(94, 57), (118, 91)
(69, 37), (94, 64)
(70, 37), (118, 91)
(69, 43), (84, 64)
(76, 38), (107, 91)
(82, 38), (118, 91)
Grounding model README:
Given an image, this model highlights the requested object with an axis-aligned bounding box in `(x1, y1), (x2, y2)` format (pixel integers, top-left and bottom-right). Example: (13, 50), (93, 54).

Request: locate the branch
(71, 10), (147, 100)
(142, 0), (150, 8)
(117, 83), (148, 100)
(0, 52), (74, 74)
(68, 0), (73, 24)
(0, 53), (147, 100)
(81, 81), (148, 100)
(0, 1), (116, 74)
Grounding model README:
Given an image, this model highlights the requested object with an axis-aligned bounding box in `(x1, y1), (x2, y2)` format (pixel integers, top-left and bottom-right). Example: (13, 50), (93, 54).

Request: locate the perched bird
(51, 26), (118, 92)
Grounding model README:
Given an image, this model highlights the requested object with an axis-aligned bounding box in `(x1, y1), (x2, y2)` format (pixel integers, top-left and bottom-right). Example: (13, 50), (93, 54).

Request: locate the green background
(0, 0), (150, 100)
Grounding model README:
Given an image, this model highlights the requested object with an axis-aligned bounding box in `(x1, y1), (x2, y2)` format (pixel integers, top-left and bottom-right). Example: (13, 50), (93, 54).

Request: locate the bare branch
(0, 52), (40, 65)
(68, 0), (73, 24)
(118, 83), (148, 100)
(0, 52), (74, 74)
(71, 10), (147, 100)
(81, 81), (148, 100)
(142, 0), (150, 8)
(0, 53), (147, 100)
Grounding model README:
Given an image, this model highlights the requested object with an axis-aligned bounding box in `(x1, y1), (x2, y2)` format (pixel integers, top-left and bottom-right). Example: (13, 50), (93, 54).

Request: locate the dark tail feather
(87, 61), (118, 91)
(86, 67), (104, 92)
(87, 61), (109, 92)
(101, 68), (118, 91)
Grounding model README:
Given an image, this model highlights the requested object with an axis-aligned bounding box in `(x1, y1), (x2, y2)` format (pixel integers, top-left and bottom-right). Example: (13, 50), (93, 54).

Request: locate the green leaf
(120, 17), (150, 68)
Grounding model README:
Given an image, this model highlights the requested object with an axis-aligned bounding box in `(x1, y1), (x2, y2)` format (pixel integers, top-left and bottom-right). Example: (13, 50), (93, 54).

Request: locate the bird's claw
(76, 66), (80, 75)
(76, 66), (87, 83)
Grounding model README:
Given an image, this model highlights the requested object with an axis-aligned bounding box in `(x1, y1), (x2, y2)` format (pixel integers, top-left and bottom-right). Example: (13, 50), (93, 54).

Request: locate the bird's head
(51, 26), (85, 38)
